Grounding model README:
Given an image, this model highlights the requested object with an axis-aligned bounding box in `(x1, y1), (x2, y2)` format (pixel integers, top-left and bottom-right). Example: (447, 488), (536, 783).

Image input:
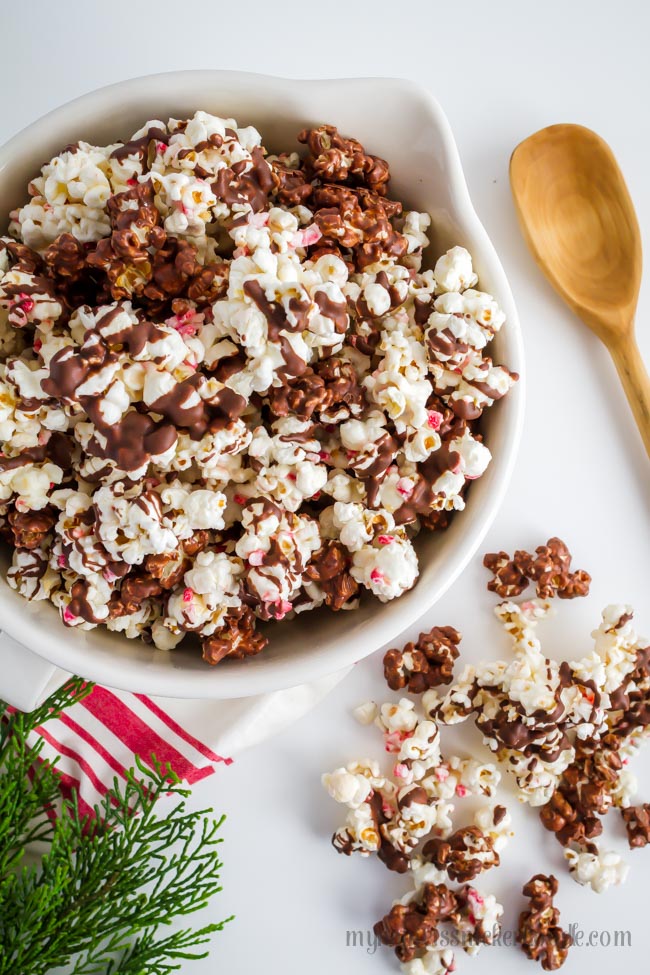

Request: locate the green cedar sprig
(0, 677), (232, 975)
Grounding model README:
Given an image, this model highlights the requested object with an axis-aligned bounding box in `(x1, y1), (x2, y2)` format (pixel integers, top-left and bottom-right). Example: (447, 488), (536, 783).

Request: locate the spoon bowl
(510, 123), (650, 457)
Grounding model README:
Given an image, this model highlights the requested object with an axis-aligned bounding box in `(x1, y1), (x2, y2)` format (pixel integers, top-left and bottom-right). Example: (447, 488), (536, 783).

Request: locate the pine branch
(0, 677), (91, 877)
(0, 681), (231, 975)
(107, 921), (229, 975)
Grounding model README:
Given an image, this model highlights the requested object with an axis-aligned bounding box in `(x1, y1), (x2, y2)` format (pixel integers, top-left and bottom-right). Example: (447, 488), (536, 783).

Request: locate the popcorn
(384, 626), (461, 694)
(518, 874), (572, 969)
(322, 765), (376, 807)
(473, 804), (513, 852)
(351, 533), (419, 602)
(94, 484), (178, 566)
(0, 117), (515, 664)
(0, 268), (63, 330)
(53, 575), (112, 629)
(8, 546), (60, 600)
(422, 826), (500, 883)
(398, 720), (441, 768)
(400, 948), (454, 975)
(588, 604), (641, 693)
(450, 758), (501, 799)
(324, 689), (509, 891)
(376, 698), (419, 736)
(565, 848), (629, 893)
(364, 329), (431, 432)
(353, 700), (378, 725)
(428, 352), (517, 422)
(333, 800), (385, 856)
(621, 804), (650, 847)
(323, 687), (510, 975)
(484, 537), (591, 601)
(182, 550), (242, 601)
(453, 885), (503, 954)
(10, 142), (115, 249)
(0, 461), (61, 511)
(322, 555), (650, 975)
(401, 211), (432, 256)
(159, 482), (227, 535)
(611, 768), (638, 809)
(164, 551), (242, 637)
(432, 246), (478, 294)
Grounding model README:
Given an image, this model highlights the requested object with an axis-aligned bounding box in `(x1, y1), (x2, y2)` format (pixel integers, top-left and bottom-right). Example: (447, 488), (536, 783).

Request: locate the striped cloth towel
(20, 671), (348, 814)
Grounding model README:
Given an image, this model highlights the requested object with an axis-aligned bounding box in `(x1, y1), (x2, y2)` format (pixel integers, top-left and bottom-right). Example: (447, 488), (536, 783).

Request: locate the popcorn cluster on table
(517, 874), (572, 971)
(0, 114), (516, 663)
(428, 598), (649, 890)
(323, 689), (511, 973)
(322, 540), (650, 972)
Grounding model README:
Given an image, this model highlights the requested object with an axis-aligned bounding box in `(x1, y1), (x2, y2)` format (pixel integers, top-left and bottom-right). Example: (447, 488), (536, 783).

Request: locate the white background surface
(2, 1), (650, 973)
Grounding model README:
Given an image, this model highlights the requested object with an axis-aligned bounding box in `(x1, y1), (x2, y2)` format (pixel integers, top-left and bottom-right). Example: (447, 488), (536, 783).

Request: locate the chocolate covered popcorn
(483, 537), (591, 600)
(0, 116), (516, 662)
(384, 625), (461, 693)
(373, 880), (502, 970)
(373, 884), (458, 963)
(323, 545), (650, 974)
(517, 874), (572, 971)
(323, 689), (508, 973)
(621, 804), (650, 847)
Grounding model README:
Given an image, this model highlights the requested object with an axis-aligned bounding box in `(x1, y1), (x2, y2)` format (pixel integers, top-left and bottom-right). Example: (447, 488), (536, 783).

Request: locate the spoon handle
(609, 332), (650, 460)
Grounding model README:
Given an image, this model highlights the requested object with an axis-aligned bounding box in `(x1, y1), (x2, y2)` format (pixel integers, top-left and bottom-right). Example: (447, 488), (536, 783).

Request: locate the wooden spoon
(510, 123), (650, 459)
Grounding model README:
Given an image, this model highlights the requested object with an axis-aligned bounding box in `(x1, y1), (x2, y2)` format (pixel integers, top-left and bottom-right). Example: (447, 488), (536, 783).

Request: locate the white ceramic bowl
(0, 71), (524, 704)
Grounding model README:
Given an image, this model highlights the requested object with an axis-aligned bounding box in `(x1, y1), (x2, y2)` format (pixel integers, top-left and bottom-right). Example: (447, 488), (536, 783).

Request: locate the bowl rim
(0, 71), (525, 698)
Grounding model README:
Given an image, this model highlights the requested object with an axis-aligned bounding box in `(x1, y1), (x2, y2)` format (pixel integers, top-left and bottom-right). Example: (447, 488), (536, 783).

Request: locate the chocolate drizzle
(86, 406), (177, 472)
(67, 579), (102, 624)
(0, 433), (73, 474)
(451, 398), (483, 420)
(393, 445), (462, 526)
(42, 340), (115, 401)
(149, 373), (209, 439)
(414, 296), (433, 326)
(205, 385), (247, 430)
(355, 432), (397, 507)
(110, 126), (170, 164)
(243, 279), (309, 377)
(427, 328), (470, 361)
(493, 805), (507, 826)
(369, 792), (410, 873)
(397, 786), (429, 809)
(101, 315), (168, 359)
(314, 290), (348, 333)
(213, 146), (274, 214)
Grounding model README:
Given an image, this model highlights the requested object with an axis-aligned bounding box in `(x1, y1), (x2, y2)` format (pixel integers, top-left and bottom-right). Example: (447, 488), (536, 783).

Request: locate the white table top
(2, 1), (649, 972)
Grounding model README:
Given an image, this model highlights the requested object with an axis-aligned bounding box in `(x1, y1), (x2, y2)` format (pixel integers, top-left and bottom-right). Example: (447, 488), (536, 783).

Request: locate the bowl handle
(0, 630), (69, 712)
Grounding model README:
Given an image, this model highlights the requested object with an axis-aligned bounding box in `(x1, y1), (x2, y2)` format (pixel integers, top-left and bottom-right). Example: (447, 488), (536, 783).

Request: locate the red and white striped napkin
(22, 671), (348, 812)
